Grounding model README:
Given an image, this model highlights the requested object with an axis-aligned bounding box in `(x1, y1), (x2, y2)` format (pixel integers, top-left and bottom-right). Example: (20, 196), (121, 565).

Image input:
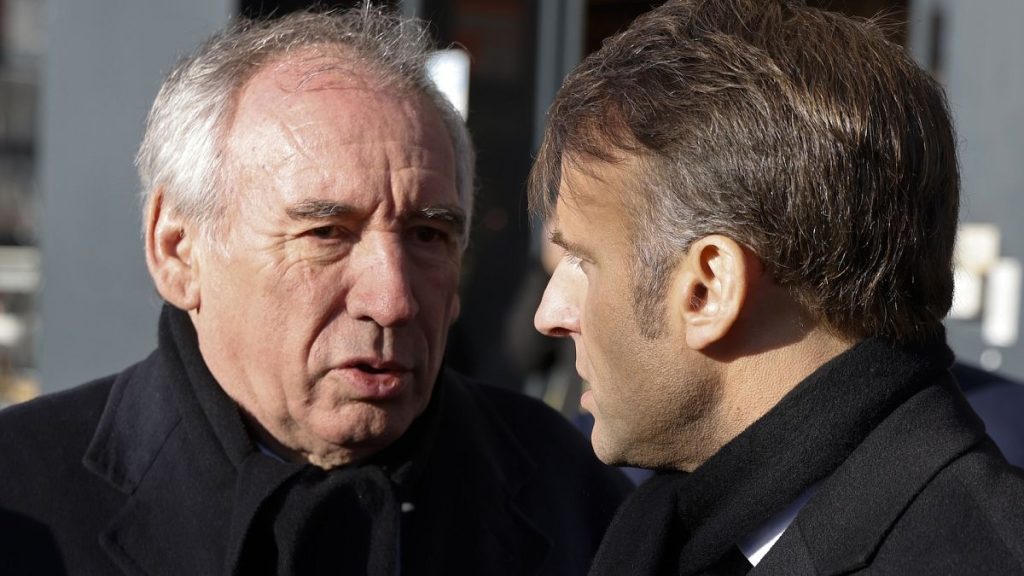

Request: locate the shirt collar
(737, 482), (818, 565)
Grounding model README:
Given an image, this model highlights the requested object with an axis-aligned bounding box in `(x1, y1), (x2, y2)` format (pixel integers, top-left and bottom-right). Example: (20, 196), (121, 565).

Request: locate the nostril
(534, 301), (578, 337)
(546, 326), (574, 339)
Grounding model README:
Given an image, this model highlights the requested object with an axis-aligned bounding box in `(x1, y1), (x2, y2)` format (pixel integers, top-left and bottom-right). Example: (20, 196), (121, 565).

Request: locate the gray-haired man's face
(187, 54), (463, 469)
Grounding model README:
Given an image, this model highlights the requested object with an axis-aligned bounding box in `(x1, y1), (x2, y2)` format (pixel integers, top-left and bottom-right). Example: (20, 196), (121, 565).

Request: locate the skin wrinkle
(268, 108), (320, 171)
(142, 10), (474, 251)
(250, 55), (448, 229)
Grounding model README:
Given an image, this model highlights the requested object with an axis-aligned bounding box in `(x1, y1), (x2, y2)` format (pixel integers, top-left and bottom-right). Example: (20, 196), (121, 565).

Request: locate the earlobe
(144, 188), (201, 310)
(675, 235), (754, 350)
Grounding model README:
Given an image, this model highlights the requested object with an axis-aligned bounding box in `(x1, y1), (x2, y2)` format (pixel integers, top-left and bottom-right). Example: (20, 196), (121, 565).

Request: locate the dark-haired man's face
(533, 159), (722, 470)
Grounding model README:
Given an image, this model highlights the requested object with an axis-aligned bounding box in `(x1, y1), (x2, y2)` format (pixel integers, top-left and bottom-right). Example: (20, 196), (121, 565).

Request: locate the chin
(593, 446), (635, 468)
(590, 424), (654, 469)
(307, 407), (398, 453)
(590, 427), (624, 466)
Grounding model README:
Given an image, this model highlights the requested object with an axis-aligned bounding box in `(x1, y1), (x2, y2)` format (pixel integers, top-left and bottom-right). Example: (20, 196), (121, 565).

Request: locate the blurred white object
(950, 223), (1001, 320)
(980, 348), (1003, 372)
(982, 257), (1022, 347)
(427, 49), (470, 119)
(950, 267), (983, 320)
(0, 312), (25, 347)
(0, 246), (40, 293)
(955, 223), (1001, 274)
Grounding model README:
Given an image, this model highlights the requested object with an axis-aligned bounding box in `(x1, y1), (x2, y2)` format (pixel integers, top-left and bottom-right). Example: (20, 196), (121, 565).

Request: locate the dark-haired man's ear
(672, 235), (757, 350)
(144, 187), (201, 311)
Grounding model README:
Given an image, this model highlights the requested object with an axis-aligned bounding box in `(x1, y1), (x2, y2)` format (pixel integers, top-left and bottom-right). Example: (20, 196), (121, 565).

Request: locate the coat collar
(762, 374), (987, 575)
(672, 336), (955, 574)
(82, 305), (254, 497)
(81, 307), (259, 575)
(82, 347), (185, 497)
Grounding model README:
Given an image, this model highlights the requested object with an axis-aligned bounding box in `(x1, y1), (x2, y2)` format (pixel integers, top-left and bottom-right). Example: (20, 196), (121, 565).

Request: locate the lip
(335, 358), (413, 400)
(580, 389), (594, 414)
(341, 357), (412, 372)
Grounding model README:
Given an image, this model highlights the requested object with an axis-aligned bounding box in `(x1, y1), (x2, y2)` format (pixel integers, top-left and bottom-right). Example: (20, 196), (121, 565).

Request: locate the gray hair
(136, 4), (474, 247)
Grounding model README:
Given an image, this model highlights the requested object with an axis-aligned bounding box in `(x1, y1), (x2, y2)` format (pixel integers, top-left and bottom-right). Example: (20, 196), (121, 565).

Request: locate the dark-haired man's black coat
(589, 338), (1024, 576)
(0, 307), (633, 576)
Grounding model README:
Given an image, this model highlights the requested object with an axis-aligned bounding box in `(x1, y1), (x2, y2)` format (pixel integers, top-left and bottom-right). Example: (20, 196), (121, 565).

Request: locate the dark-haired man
(532, 0), (1024, 573)
(0, 7), (631, 576)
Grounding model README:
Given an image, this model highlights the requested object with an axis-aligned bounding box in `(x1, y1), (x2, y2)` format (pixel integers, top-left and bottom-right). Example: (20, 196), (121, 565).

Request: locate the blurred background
(1, 0), (1023, 419)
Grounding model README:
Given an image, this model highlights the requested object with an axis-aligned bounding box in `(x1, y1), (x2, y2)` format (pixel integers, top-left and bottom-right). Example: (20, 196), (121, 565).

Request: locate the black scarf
(588, 336), (954, 576)
(161, 305), (441, 576)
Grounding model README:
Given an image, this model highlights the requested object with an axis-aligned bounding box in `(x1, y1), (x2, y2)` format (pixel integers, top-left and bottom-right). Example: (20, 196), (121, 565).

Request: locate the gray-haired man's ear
(144, 188), (201, 311)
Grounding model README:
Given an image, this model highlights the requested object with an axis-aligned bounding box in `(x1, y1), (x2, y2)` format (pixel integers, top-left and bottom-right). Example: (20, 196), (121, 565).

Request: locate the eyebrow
(549, 228), (593, 260)
(415, 206), (468, 238)
(285, 199), (357, 220)
(284, 199), (467, 238)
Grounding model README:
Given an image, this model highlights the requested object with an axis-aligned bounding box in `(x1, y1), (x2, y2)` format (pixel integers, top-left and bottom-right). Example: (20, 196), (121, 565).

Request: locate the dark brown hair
(529, 0), (959, 344)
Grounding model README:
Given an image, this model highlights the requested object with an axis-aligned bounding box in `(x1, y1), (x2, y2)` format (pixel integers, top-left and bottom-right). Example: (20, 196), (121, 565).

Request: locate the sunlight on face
(191, 55), (463, 469)
(534, 160), (720, 470)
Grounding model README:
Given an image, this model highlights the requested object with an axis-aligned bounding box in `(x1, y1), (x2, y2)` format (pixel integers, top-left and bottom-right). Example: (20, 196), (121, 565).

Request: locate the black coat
(0, 308), (633, 575)
(590, 337), (1024, 575)
(751, 377), (1024, 574)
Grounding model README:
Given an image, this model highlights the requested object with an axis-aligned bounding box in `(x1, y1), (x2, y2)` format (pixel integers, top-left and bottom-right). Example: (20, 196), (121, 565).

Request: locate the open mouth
(356, 363), (395, 375)
(340, 362), (410, 400)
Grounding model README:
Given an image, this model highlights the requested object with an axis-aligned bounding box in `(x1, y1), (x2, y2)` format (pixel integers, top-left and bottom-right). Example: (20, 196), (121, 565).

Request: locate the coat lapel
(477, 454), (551, 576)
(761, 375), (986, 575)
(414, 373), (551, 576)
(82, 347), (240, 576)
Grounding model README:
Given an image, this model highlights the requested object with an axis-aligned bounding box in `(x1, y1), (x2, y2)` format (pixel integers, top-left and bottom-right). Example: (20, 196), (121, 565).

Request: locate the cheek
(582, 278), (633, 355)
(250, 266), (354, 380)
(581, 277), (654, 407)
(415, 263), (461, 318)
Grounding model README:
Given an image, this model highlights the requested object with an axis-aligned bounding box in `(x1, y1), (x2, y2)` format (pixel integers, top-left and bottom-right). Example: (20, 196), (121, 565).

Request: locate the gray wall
(909, 0), (1024, 378)
(38, 1), (232, 391)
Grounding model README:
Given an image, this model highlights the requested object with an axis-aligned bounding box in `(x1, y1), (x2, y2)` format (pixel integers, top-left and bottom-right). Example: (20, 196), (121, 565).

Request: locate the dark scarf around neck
(160, 304), (443, 576)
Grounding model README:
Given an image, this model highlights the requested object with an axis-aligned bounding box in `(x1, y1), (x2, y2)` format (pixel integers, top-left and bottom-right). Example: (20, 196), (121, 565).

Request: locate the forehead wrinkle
(271, 115), (321, 173)
(264, 48), (380, 93)
(227, 90), (322, 182)
(241, 69), (419, 150)
(231, 58), (458, 228)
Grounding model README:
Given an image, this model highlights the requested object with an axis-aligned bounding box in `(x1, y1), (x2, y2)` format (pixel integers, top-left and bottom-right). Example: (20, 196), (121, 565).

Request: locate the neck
(732, 327), (852, 423)
(684, 323), (856, 471)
